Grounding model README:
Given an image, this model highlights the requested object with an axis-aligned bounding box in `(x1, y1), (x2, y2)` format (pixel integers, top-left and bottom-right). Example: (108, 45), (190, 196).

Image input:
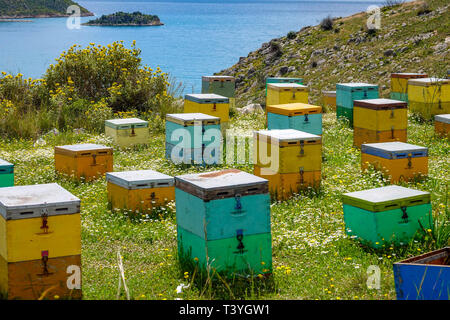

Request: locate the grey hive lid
(166, 113), (220, 122)
(56, 143), (111, 152)
(267, 83), (307, 89)
(362, 142), (427, 153)
(202, 75), (235, 81)
(175, 169), (268, 201)
(185, 93), (229, 103)
(0, 159), (13, 167)
(408, 77), (450, 86)
(353, 98), (406, 105)
(106, 170), (174, 189)
(0, 183), (80, 220)
(342, 185), (430, 212)
(337, 82), (378, 87)
(435, 114), (450, 124)
(105, 118), (148, 125)
(361, 142), (428, 159)
(255, 129), (321, 142)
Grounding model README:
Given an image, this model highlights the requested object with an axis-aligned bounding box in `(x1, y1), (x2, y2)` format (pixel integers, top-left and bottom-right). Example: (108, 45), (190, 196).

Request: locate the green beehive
(201, 76), (235, 98)
(343, 186), (432, 248)
(0, 159), (14, 188)
(175, 169), (272, 276)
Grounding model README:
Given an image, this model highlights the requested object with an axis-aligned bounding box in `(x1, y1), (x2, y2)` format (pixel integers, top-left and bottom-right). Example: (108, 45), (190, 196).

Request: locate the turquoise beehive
(266, 103), (322, 135)
(175, 169), (272, 276)
(336, 83), (379, 126)
(165, 113), (221, 165)
(0, 159), (14, 188)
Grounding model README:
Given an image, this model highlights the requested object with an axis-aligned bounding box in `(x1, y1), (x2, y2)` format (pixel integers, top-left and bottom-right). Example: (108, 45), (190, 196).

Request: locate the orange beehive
(54, 144), (113, 181)
(353, 127), (407, 148)
(106, 170), (175, 213)
(435, 114), (450, 138)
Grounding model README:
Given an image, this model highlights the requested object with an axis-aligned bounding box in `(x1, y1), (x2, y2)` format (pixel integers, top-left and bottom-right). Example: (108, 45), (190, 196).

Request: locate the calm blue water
(0, 0), (384, 92)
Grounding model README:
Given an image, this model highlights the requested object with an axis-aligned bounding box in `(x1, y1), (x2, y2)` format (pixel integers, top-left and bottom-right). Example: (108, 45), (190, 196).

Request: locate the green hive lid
(435, 114), (450, 124)
(342, 185), (430, 212)
(166, 113), (220, 126)
(105, 118), (148, 130)
(361, 142), (428, 159)
(185, 93), (229, 104)
(336, 83), (378, 90)
(106, 170), (174, 190)
(0, 183), (80, 220)
(175, 169), (268, 201)
(255, 129), (321, 143)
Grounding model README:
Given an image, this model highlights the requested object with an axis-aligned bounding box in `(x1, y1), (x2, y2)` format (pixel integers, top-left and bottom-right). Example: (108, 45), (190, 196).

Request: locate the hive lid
(266, 103), (322, 116)
(166, 113), (220, 126)
(322, 90), (336, 96)
(55, 144), (113, 156)
(353, 98), (407, 110)
(255, 129), (321, 144)
(336, 83), (379, 91)
(361, 142), (428, 159)
(391, 73), (428, 79)
(267, 83), (309, 91)
(342, 185), (430, 212)
(0, 158), (13, 170)
(408, 78), (450, 87)
(435, 114), (450, 124)
(185, 93), (229, 104)
(105, 118), (148, 130)
(0, 183), (80, 220)
(106, 170), (174, 190)
(202, 76), (235, 82)
(266, 77), (303, 83)
(394, 247), (450, 266)
(175, 169), (268, 201)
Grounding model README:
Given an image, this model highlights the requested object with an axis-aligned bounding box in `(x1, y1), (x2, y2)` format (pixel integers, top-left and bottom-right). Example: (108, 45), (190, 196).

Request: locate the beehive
(254, 129), (322, 174)
(393, 247), (449, 300)
(253, 166), (321, 200)
(322, 90), (336, 109)
(336, 83), (379, 126)
(201, 76), (236, 109)
(175, 169), (272, 276)
(361, 142), (428, 182)
(55, 144), (113, 181)
(408, 78), (450, 119)
(266, 83), (309, 106)
(265, 77), (303, 96)
(353, 98), (408, 147)
(106, 170), (175, 213)
(343, 185), (432, 249)
(435, 114), (450, 138)
(165, 113), (222, 165)
(184, 94), (230, 128)
(105, 118), (149, 148)
(0, 183), (82, 300)
(390, 73), (428, 102)
(0, 159), (14, 188)
(266, 103), (322, 135)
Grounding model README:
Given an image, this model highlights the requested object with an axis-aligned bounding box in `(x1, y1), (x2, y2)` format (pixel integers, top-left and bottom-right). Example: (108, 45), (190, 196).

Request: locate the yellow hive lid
(266, 103), (322, 116)
(267, 83), (309, 92)
(407, 77), (450, 87)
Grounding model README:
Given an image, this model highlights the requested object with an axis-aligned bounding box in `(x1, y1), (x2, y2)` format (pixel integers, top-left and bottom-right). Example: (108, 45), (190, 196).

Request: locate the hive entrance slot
(55, 208), (68, 212)
(20, 211), (34, 215)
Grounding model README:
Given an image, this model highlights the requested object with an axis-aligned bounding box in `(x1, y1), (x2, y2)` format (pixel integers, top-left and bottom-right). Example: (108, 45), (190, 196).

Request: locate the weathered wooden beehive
(106, 170), (175, 213)
(434, 114), (450, 138)
(266, 102), (322, 135)
(322, 90), (336, 108)
(54, 144), (113, 181)
(0, 159), (14, 188)
(175, 169), (272, 276)
(361, 142), (428, 182)
(105, 118), (149, 148)
(343, 185), (432, 249)
(0, 183), (82, 300)
(353, 98), (408, 147)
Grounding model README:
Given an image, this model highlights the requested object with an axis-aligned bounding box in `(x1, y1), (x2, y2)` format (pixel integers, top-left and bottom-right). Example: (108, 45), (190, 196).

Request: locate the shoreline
(82, 22), (164, 27)
(0, 12), (94, 19)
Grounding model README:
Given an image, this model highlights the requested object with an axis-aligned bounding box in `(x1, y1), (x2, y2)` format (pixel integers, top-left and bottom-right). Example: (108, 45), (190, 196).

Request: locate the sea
(0, 0), (385, 92)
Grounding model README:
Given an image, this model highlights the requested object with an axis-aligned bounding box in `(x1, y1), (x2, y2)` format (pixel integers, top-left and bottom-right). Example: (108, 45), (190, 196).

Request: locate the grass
(0, 110), (448, 300)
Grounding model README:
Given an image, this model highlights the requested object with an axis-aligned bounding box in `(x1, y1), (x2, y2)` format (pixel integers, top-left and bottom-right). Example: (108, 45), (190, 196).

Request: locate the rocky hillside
(218, 0), (449, 108)
(0, 0), (92, 18)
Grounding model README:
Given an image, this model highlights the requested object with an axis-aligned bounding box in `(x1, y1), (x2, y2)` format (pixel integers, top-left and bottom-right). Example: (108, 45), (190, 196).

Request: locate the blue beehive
(0, 159), (14, 188)
(175, 169), (272, 276)
(394, 247), (449, 300)
(266, 102), (322, 135)
(336, 83), (379, 109)
(165, 113), (221, 165)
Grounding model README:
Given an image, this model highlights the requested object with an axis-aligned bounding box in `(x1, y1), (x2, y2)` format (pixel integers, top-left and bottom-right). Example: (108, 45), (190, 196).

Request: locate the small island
(83, 11), (163, 26)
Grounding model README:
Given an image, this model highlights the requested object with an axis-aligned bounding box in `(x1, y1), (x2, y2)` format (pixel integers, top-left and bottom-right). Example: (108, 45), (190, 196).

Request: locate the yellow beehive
(408, 78), (450, 119)
(322, 90), (336, 109)
(0, 183), (82, 300)
(106, 170), (175, 213)
(435, 114), (450, 138)
(353, 99), (408, 131)
(54, 144), (113, 181)
(391, 73), (428, 93)
(253, 129), (322, 174)
(184, 93), (230, 125)
(266, 83), (309, 106)
(105, 118), (149, 148)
